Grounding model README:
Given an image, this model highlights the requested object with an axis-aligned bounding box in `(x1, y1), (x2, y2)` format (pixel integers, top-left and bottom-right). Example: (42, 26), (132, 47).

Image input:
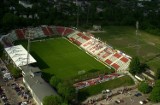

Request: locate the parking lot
(99, 89), (151, 105)
(83, 85), (153, 105)
(0, 59), (36, 105)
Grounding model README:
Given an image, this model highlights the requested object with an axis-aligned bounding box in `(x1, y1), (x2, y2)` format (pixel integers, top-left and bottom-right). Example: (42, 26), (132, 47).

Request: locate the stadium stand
(63, 27), (74, 36)
(105, 59), (112, 65)
(77, 32), (90, 41)
(0, 26), (131, 72)
(1, 36), (13, 47)
(56, 26), (65, 36)
(34, 27), (46, 38)
(111, 63), (120, 70)
(9, 31), (18, 41)
(120, 57), (129, 63)
(47, 26), (54, 35)
(42, 26), (51, 36)
(74, 73), (122, 90)
(15, 29), (25, 40)
(113, 53), (122, 58)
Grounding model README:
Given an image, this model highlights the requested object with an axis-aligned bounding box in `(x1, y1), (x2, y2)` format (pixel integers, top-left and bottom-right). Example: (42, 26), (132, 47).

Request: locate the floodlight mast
(26, 29), (34, 66)
(136, 21), (139, 56)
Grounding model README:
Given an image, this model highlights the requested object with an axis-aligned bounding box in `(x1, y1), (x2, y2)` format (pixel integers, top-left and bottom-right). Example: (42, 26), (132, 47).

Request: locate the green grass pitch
(22, 38), (108, 80)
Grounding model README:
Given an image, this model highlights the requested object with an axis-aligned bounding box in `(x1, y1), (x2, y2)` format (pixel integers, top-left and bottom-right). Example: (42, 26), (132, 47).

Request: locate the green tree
(11, 68), (21, 79)
(0, 43), (4, 57)
(2, 13), (19, 28)
(155, 68), (160, 80)
(43, 95), (62, 105)
(139, 63), (148, 73)
(129, 56), (141, 75)
(57, 83), (76, 101)
(154, 80), (160, 87)
(138, 82), (152, 94)
(50, 76), (61, 87)
(61, 103), (68, 105)
(149, 87), (160, 103)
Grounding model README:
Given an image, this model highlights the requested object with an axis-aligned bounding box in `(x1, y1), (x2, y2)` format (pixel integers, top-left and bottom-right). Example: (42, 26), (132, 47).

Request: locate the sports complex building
(0, 25), (132, 104)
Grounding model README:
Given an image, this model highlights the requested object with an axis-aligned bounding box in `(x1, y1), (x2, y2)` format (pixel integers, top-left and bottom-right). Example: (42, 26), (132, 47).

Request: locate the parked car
(135, 93), (142, 97)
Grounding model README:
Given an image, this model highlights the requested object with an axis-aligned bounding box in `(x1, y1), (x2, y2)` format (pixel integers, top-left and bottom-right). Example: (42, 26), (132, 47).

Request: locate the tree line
(0, 0), (160, 35)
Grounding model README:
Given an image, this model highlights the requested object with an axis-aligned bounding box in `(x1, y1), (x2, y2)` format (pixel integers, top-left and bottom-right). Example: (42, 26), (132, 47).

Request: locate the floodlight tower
(26, 28), (34, 66)
(136, 21), (140, 56)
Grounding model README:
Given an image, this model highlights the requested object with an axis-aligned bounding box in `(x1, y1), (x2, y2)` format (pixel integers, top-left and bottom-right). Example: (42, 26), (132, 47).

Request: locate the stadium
(1, 25), (159, 102)
(0, 26), (135, 100)
(0, 26), (131, 73)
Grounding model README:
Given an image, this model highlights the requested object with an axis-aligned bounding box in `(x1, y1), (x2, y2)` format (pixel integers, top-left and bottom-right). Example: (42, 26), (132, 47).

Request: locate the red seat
(56, 27), (65, 35)
(15, 29), (25, 40)
(42, 27), (50, 36)
(105, 59), (112, 65)
(120, 57), (129, 63)
(111, 63), (120, 70)
(63, 28), (74, 36)
(114, 53), (121, 58)
(47, 26), (54, 35)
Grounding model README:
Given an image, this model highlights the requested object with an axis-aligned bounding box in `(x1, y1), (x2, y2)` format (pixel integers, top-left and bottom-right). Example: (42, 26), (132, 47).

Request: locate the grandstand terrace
(47, 26), (54, 35)
(74, 73), (122, 90)
(1, 36), (13, 47)
(15, 29), (26, 40)
(0, 25), (131, 72)
(42, 26), (51, 36)
(56, 26), (65, 36)
(63, 28), (74, 36)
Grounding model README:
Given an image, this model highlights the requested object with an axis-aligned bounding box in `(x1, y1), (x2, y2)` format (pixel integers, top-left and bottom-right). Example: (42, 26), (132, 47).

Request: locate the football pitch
(93, 26), (160, 70)
(23, 38), (108, 80)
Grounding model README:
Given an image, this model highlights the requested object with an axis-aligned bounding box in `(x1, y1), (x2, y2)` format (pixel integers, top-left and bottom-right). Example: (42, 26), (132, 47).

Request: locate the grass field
(78, 75), (134, 101)
(18, 38), (109, 80)
(93, 26), (160, 70)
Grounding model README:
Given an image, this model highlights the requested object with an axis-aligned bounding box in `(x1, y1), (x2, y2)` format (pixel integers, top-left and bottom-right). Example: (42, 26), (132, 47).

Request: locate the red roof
(121, 57), (129, 63)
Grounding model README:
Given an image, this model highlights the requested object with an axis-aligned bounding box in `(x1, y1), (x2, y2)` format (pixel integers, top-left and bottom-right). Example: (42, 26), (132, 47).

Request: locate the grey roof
(21, 66), (41, 74)
(22, 66), (57, 102)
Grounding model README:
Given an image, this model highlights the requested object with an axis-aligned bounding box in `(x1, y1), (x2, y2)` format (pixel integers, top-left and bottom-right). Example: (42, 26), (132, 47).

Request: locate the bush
(43, 95), (62, 105)
(57, 83), (76, 101)
(138, 82), (152, 94)
(149, 87), (160, 103)
(49, 76), (61, 87)
(11, 68), (22, 79)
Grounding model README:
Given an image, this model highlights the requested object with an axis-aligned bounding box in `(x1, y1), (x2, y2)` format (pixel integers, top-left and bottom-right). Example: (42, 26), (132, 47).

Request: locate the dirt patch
(148, 42), (155, 46)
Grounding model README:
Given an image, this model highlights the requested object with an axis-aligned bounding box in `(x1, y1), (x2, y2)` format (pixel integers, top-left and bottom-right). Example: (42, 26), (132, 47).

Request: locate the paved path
(126, 71), (139, 85)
